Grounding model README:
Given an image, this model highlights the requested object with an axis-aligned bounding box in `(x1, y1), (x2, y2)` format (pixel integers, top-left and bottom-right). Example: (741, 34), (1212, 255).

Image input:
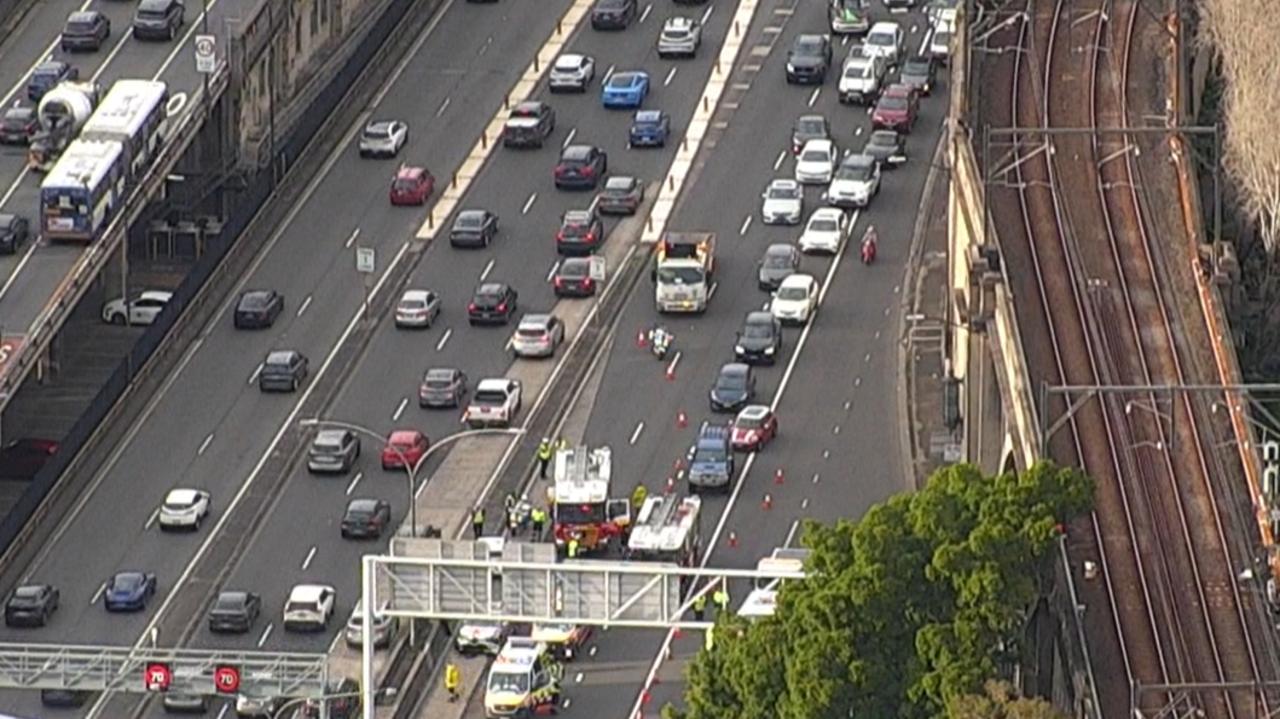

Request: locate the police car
(484, 638), (564, 718)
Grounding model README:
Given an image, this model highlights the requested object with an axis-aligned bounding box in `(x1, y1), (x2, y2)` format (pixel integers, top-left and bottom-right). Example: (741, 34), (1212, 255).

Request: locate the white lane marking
(480, 258), (495, 281)
(0, 238), (39, 303)
(0, 167), (30, 211)
(918, 27), (934, 57)
(864, 352), (871, 362)
(854, 126), (863, 137)
(247, 363), (263, 385)
(345, 228), (361, 248)
(90, 32), (134, 83)
(257, 623), (273, 648)
(630, 208), (861, 718)
(564, 699), (573, 709)
(640, 3), (653, 22)
(436, 97), (452, 117)
(843, 400), (852, 410)
(773, 150), (786, 170)
(546, 260), (561, 282)
(823, 449), (830, 458)
(587, 194), (601, 214)
(603, 65), (616, 82)
(523, 192), (538, 214)
(562, 127), (578, 148)
(783, 518), (801, 547)
(841, 34), (849, 46)
(392, 397), (409, 421)
(630, 422), (645, 445)
(701, 3), (714, 22)
(197, 434), (214, 456)
(664, 67), (678, 86)
(800, 497), (809, 509)
(812, 472), (820, 483)
(833, 424), (841, 434)
(436, 328), (452, 351)
(666, 351), (681, 377)
(589, 646), (598, 657)
(216, 705), (228, 719)
(301, 546), (317, 570)
(807, 87), (821, 107)
(575, 672), (584, 683)
(90, 583), (106, 606)
(910, 23), (918, 34)
(296, 295), (313, 317)
(479, 36), (494, 56)
(707, 282), (718, 301)
(144, 509), (159, 531)
(0, 0), (94, 109)
(346, 472), (363, 496)
(739, 215), (752, 236)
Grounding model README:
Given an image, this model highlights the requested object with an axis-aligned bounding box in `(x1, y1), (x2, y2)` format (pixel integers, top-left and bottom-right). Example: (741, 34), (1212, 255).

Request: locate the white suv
(863, 22), (904, 66)
(282, 584), (335, 632)
(837, 55), (885, 104)
(657, 16), (701, 58)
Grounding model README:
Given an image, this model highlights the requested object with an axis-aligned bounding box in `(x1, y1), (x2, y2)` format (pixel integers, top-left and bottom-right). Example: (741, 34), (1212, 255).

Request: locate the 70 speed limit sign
(195, 34), (216, 73)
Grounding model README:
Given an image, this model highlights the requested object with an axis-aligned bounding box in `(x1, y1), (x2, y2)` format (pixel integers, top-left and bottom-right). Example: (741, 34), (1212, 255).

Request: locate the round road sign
(144, 662), (172, 692)
(195, 36), (214, 58)
(214, 665), (241, 694)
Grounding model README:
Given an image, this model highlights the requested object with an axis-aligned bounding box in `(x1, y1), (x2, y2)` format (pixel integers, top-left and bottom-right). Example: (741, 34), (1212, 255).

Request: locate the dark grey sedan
(757, 243), (800, 290)
(449, 209), (499, 248)
(207, 590), (262, 633)
(259, 350), (308, 392)
(596, 175), (644, 215)
(234, 289), (284, 328)
(341, 498), (392, 539)
(419, 367), (468, 408)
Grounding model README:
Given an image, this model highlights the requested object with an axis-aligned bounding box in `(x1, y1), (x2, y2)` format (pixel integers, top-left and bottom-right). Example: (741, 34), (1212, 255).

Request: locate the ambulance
(484, 637), (564, 718)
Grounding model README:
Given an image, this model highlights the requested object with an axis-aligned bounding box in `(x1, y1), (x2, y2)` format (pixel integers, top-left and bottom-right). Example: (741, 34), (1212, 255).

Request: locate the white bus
(40, 139), (125, 242)
(79, 79), (169, 184)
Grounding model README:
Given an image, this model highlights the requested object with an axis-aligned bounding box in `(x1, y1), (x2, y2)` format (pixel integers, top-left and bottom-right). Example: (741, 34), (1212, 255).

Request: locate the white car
(283, 584), (335, 632)
(657, 16), (701, 58)
(794, 139), (838, 185)
(864, 22), (904, 66)
(771, 273), (820, 325)
(838, 55), (885, 104)
(760, 179), (803, 225)
(798, 207), (847, 254)
(824, 153), (880, 208)
(511, 313), (565, 359)
(394, 289), (441, 328)
(101, 290), (173, 326)
(930, 29), (953, 64)
(464, 378), (523, 428)
(358, 120), (408, 158)
(345, 598), (397, 649)
(549, 53), (595, 92)
(157, 488), (211, 531)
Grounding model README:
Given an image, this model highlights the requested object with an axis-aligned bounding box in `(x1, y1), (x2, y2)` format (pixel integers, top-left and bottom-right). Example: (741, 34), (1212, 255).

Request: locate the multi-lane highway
(0, 0), (250, 384)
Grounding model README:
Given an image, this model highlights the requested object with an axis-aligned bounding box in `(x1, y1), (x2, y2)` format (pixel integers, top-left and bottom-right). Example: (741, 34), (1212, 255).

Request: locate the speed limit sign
(194, 34), (216, 73)
(213, 665), (241, 694)
(144, 662), (172, 692)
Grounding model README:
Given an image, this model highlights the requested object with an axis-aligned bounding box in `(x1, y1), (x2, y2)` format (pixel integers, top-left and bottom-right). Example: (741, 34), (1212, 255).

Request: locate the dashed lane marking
(296, 295), (313, 317)
(257, 623), (273, 648)
(640, 3), (653, 22)
(198, 434), (214, 456)
(436, 328), (452, 351)
(346, 472), (363, 495)
(301, 546), (317, 571)
(480, 258), (495, 281)
(665, 67), (678, 86)
(345, 228), (360, 248)
(90, 583), (106, 606)
(436, 97), (452, 117)
(562, 127), (578, 148)
(739, 215), (752, 235)
(393, 397), (409, 421)
(773, 150), (786, 170)
(630, 422), (645, 445)
(523, 192), (538, 214)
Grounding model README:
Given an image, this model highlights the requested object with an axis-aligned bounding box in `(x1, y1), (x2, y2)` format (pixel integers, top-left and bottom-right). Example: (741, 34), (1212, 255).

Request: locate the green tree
(947, 680), (1069, 719)
(670, 461), (1093, 719)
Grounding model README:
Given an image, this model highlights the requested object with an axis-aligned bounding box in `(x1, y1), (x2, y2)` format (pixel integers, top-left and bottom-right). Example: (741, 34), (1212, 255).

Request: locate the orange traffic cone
(636, 330), (647, 348)
(762, 493), (773, 510)
(676, 410), (688, 428)
(674, 457), (685, 471)
(665, 365), (676, 381)
(665, 476), (675, 494)
(774, 468), (785, 485)
(727, 531), (738, 548)
(642, 689), (652, 704)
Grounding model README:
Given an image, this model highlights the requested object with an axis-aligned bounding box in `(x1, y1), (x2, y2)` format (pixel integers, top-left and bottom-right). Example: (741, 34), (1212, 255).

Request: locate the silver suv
(307, 429), (360, 474)
(657, 17), (701, 58)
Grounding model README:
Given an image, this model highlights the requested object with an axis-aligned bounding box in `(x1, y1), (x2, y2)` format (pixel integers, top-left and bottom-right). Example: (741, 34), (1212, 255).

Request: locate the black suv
(467, 282), (518, 325)
(503, 101), (555, 148)
(786, 34), (832, 84)
(709, 363), (756, 412)
(553, 257), (598, 297)
(4, 584), (59, 627)
(234, 289), (284, 328)
(0, 104), (37, 145)
(898, 56), (937, 96)
(449, 209), (499, 248)
(133, 0), (185, 41)
(734, 311), (784, 365)
(591, 0), (637, 29)
(555, 208), (604, 256)
(61, 11), (111, 52)
(207, 591), (262, 633)
(554, 144), (608, 189)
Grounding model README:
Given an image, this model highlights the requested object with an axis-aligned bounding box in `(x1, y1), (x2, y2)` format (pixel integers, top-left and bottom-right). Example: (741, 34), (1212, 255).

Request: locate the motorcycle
(860, 227), (878, 265)
(651, 328), (673, 360)
(506, 498), (533, 534)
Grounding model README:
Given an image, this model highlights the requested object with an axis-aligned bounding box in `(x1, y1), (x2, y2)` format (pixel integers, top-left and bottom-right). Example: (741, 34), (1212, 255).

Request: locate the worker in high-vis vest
(630, 484), (648, 511)
(712, 587), (729, 616)
(531, 507), (547, 539)
(567, 537), (580, 559)
(537, 438), (554, 479)
(445, 662), (461, 702)
(471, 506), (485, 539)
(692, 593), (707, 622)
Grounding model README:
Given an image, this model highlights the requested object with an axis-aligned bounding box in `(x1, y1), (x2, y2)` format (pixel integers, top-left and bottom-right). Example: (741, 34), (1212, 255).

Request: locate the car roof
(114, 571), (147, 581)
(698, 423), (730, 439)
(366, 120), (396, 131)
(139, 290), (173, 302)
(401, 289), (432, 301)
(14, 584), (47, 596)
(720, 362), (749, 377)
(842, 153), (876, 168)
(217, 590), (250, 602)
(556, 53), (587, 65)
(139, 0), (172, 9)
(869, 129), (900, 141)
(35, 61), (69, 73)
(794, 33), (826, 44)
(745, 311), (775, 325)
(289, 584), (333, 601)
(737, 405), (771, 421)
(779, 272), (816, 288)
(612, 71), (646, 82)
(0, 214), (20, 227)
(768, 178), (799, 190)
(514, 100), (545, 112)
(884, 83), (912, 95)
(869, 21), (899, 33)
(563, 210), (594, 223)
(396, 165), (426, 179)
(265, 350), (297, 364)
(476, 378), (513, 392)
(664, 16), (695, 27)
(796, 114), (827, 127)
(347, 498), (381, 511)
(315, 429), (348, 443)
(425, 367), (459, 380)
(559, 257), (591, 271)
(476, 282), (508, 294)
(811, 207), (844, 220)
(164, 488), (201, 504)
(562, 144), (594, 159)
(388, 429), (422, 443)
(801, 139), (833, 153)
(518, 314), (554, 328)
(634, 110), (664, 122)
(456, 209), (487, 221)
(765, 243), (795, 256)
(242, 288), (274, 300)
(604, 175), (636, 189)
(69, 11), (100, 22)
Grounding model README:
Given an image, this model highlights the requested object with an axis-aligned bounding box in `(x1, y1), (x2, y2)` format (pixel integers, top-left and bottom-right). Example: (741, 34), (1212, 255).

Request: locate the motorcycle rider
(860, 225), (878, 265)
(649, 324), (673, 357)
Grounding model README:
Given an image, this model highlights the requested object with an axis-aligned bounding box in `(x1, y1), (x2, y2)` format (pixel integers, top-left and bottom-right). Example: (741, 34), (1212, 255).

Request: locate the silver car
(307, 429), (360, 474)
(511, 314), (565, 359)
(394, 289), (441, 328)
(657, 16), (701, 58)
(345, 598), (397, 649)
(358, 119), (407, 158)
(549, 53), (595, 92)
(760, 179), (803, 225)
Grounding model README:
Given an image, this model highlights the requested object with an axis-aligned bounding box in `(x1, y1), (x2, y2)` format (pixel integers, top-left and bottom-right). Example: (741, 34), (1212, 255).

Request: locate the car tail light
(582, 278), (593, 288)
(581, 166), (595, 177)
(556, 231), (564, 241)
(554, 166), (566, 176)
(553, 277), (564, 287)
(585, 232), (596, 243)
(496, 302), (507, 312)
(468, 302), (477, 312)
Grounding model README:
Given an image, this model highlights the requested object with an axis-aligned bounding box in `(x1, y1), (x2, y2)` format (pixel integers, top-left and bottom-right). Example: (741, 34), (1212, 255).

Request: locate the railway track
(979, 0), (1268, 715)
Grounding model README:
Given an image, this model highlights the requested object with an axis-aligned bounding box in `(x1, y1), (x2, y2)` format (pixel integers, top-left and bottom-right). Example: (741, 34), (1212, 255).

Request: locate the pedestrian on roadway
(692, 593), (707, 622)
(531, 507), (547, 539)
(630, 484), (648, 511)
(712, 587), (729, 617)
(537, 438), (554, 479)
(471, 506), (485, 539)
(445, 662), (461, 702)
(567, 537), (580, 559)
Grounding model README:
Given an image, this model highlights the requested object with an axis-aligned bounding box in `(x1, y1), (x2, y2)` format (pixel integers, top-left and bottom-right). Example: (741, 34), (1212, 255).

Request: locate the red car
(389, 166), (435, 206)
(871, 84), (919, 133)
(730, 405), (777, 451)
(381, 430), (430, 470)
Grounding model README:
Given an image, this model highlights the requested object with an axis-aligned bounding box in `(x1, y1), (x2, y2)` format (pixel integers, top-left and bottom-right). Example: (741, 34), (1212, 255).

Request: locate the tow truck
(653, 231), (716, 313)
(484, 637), (564, 718)
(550, 445), (631, 555)
(739, 547), (809, 620)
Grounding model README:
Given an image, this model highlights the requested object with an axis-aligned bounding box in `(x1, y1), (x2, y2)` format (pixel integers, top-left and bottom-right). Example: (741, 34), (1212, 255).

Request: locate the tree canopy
(665, 461), (1094, 719)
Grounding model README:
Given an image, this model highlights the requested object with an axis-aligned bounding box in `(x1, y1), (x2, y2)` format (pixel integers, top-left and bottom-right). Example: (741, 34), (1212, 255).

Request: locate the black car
(27, 61), (77, 101)
(735, 312), (784, 365)
(709, 363), (756, 412)
(503, 101), (555, 148)
(791, 114), (829, 154)
(450, 209), (499, 248)
(234, 289), (284, 328)
(786, 34), (831, 84)
(757, 243), (801, 290)
(419, 367), (468, 408)
(133, 0), (185, 41)
(0, 438), (58, 480)
(259, 350), (308, 392)
(341, 498), (393, 539)
(591, 0), (636, 30)
(555, 208), (604, 256)
(554, 144), (608, 190)
(0, 104), (38, 145)
(861, 129), (907, 169)
(898, 56), (938, 96)
(467, 282), (518, 325)
(0, 214), (31, 254)
(4, 584), (59, 627)
(42, 689), (91, 708)
(553, 257), (598, 297)
(61, 11), (111, 52)
(597, 175), (644, 215)
(207, 590), (262, 633)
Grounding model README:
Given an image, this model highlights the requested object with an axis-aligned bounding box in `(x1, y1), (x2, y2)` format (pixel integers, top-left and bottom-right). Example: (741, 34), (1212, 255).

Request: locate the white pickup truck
(465, 378), (523, 429)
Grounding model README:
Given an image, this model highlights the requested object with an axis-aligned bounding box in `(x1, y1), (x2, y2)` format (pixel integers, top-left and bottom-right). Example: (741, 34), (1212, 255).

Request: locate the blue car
(629, 110), (670, 147)
(602, 71), (650, 109)
(104, 571), (157, 612)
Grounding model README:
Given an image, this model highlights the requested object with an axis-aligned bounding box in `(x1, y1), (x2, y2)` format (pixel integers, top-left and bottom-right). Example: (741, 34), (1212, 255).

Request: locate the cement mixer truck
(28, 81), (100, 172)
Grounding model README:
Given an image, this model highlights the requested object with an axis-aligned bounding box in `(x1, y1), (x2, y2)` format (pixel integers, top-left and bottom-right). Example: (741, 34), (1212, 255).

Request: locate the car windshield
(809, 219), (839, 232)
(778, 286), (809, 300)
(265, 352), (294, 367)
(869, 132), (897, 148)
(695, 444), (727, 461)
(399, 298), (427, 310)
(800, 149), (829, 163)
(2, 109), (32, 125)
(455, 213), (483, 229)
(763, 251), (793, 268)
(66, 19), (97, 32)
(604, 177), (634, 192)
(114, 574), (143, 590)
(867, 31), (894, 47)
(138, 7), (168, 18)
(796, 119), (825, 136)
(559, 261), (589, 278)
(241, 294), (269, 309)
(488, 672), (530, 694)
(879, 96), (908, 111)
(717, 373), (746, 390)
(288, 600), (321, 613)
(607, 74), (637, 89)
(473, 390), (507, 405)
(554, 56), (582, 71)
(838, 163), (873, 181)
(13, 587), (42, 600)
(736, 415), (765, 429)
(767, 185), (799, 200)
(517, 327), (548, 338)
(844, 63), (871, 79)
(164, 497), (194, 510)
(657, 266), (704, 285)
(424, 377), (454, 389)
(364, 126), (391, 139)
(934, 32), (952, 45)
(794, 38), (823, 54)
(34, 66), (63, 80)
(903, 59), (930, 75)
(743, 323), (773, 339)
(214, 595), (245, 612)
(346, 506), (374, 519)
(392, 178), (419, 191)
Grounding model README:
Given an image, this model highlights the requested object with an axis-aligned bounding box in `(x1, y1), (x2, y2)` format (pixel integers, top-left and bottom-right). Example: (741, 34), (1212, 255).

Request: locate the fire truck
(627, 494), (702, 567)
(551, 445), (631, 554)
